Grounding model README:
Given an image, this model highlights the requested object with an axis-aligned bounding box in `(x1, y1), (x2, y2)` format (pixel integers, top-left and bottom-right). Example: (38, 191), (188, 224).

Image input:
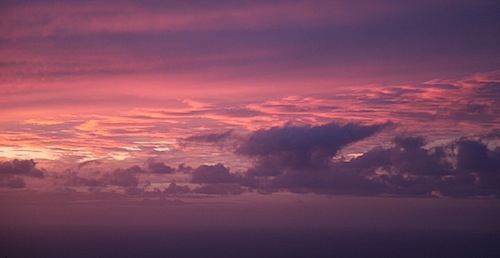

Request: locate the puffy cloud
(350, 136), (453, 176)
(145, 160), (174, 174)
(108, 166), (142, 187)
(0, 159), (45, 178)
(191, 163), (240, 184)
(164, 183), (190, 195)
(238, 132), (500, 197)
(456, 139), (495, 172)
(0, 159), (45, 188)
(237, 122), (392, 170)
(61, 165), (143, 188)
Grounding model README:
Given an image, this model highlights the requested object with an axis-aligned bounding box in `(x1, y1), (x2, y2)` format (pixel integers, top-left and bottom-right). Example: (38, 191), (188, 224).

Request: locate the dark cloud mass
(237, 122), (392, 170)
(146, 160), (175, 174)
(241, 135), (500, 197)
(164, 183), (190, 195)
(0, 159), (45, 188)
(191, 163), (240, 184)
(109, 166), (142, 187)
(0, 159), (45, 178)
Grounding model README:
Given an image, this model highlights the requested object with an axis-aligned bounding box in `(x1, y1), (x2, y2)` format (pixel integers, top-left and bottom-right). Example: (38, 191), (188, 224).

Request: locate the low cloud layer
(2, 122), (499, 198)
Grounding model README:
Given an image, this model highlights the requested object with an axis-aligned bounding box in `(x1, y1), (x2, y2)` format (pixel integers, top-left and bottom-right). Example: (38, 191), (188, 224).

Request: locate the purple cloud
(191, 163), (240, 184)
(145, 160), (175, 174)
(0, 159), (45, 178)
(237, 122), (392, 170)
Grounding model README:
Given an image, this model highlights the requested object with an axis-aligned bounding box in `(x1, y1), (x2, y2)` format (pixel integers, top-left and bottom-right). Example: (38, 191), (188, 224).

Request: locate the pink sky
(1, 0), (500, 198)
(1, 1), (500, 256)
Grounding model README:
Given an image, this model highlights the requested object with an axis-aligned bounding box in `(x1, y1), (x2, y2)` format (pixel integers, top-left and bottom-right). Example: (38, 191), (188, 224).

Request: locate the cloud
(1, 128), (498, 198)
(456, 139), (498, 172)
(236, 122), (392, 170)
(164, 183), (190, 195)
(145, 159), (175, 174)
(356, 136), (452, 176)
(0, 159), (45, 178)
(0, 159), (46, 188)
(108, 166), (142, 187)
(77, 159), (102, 169)
(237, 131), (500, 198)
(61, 165), (143, 188)
(191, 163), (240, 184)
(184, 130), (233, 144)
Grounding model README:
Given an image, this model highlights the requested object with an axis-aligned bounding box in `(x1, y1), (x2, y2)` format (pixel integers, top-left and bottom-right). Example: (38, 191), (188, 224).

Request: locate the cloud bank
(2, 122), (499, 198)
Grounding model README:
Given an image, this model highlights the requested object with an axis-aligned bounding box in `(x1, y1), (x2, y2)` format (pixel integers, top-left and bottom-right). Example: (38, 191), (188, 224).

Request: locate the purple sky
(1, 1), (500, 256)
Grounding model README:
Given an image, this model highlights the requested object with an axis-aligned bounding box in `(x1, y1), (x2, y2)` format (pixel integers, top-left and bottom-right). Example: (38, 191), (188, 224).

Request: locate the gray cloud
(164, 183), (190, 195)
(0, 159), (45, 188)
(191, 163), (240, 184)
(145, 159), (175, 174)
(108, 166), (142, 187)
(238, 132), (500, 198)
(0, 159), (45, 178)
(236, 122), (392, 170)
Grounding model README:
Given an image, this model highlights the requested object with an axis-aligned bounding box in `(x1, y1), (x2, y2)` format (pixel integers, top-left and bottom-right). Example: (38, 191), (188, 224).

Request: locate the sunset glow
(1, 1), (500, 257)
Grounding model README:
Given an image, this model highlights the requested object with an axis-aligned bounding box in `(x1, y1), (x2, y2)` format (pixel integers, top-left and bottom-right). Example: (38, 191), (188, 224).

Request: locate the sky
(1, 0), (500, 257)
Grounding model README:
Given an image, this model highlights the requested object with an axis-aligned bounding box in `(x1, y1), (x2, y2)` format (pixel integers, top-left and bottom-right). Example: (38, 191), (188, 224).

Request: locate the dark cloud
(456, 139), (495, 172)
(145, 160), (175, 174)
(164, 183), (190, 195)
(177, 163), (192, 172)
(0, 159), (46, 188)
(237, 122), (392, 170)
(387, 136), (451, 176)
(0, 159), (45, 178)
(238, 132), (500, 198)
(108, 166), (143, 187)
(191, 163), (240, 184)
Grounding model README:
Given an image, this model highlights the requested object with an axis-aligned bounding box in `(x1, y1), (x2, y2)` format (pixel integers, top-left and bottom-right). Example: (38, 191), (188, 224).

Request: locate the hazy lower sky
(1, 1), (500, 256)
